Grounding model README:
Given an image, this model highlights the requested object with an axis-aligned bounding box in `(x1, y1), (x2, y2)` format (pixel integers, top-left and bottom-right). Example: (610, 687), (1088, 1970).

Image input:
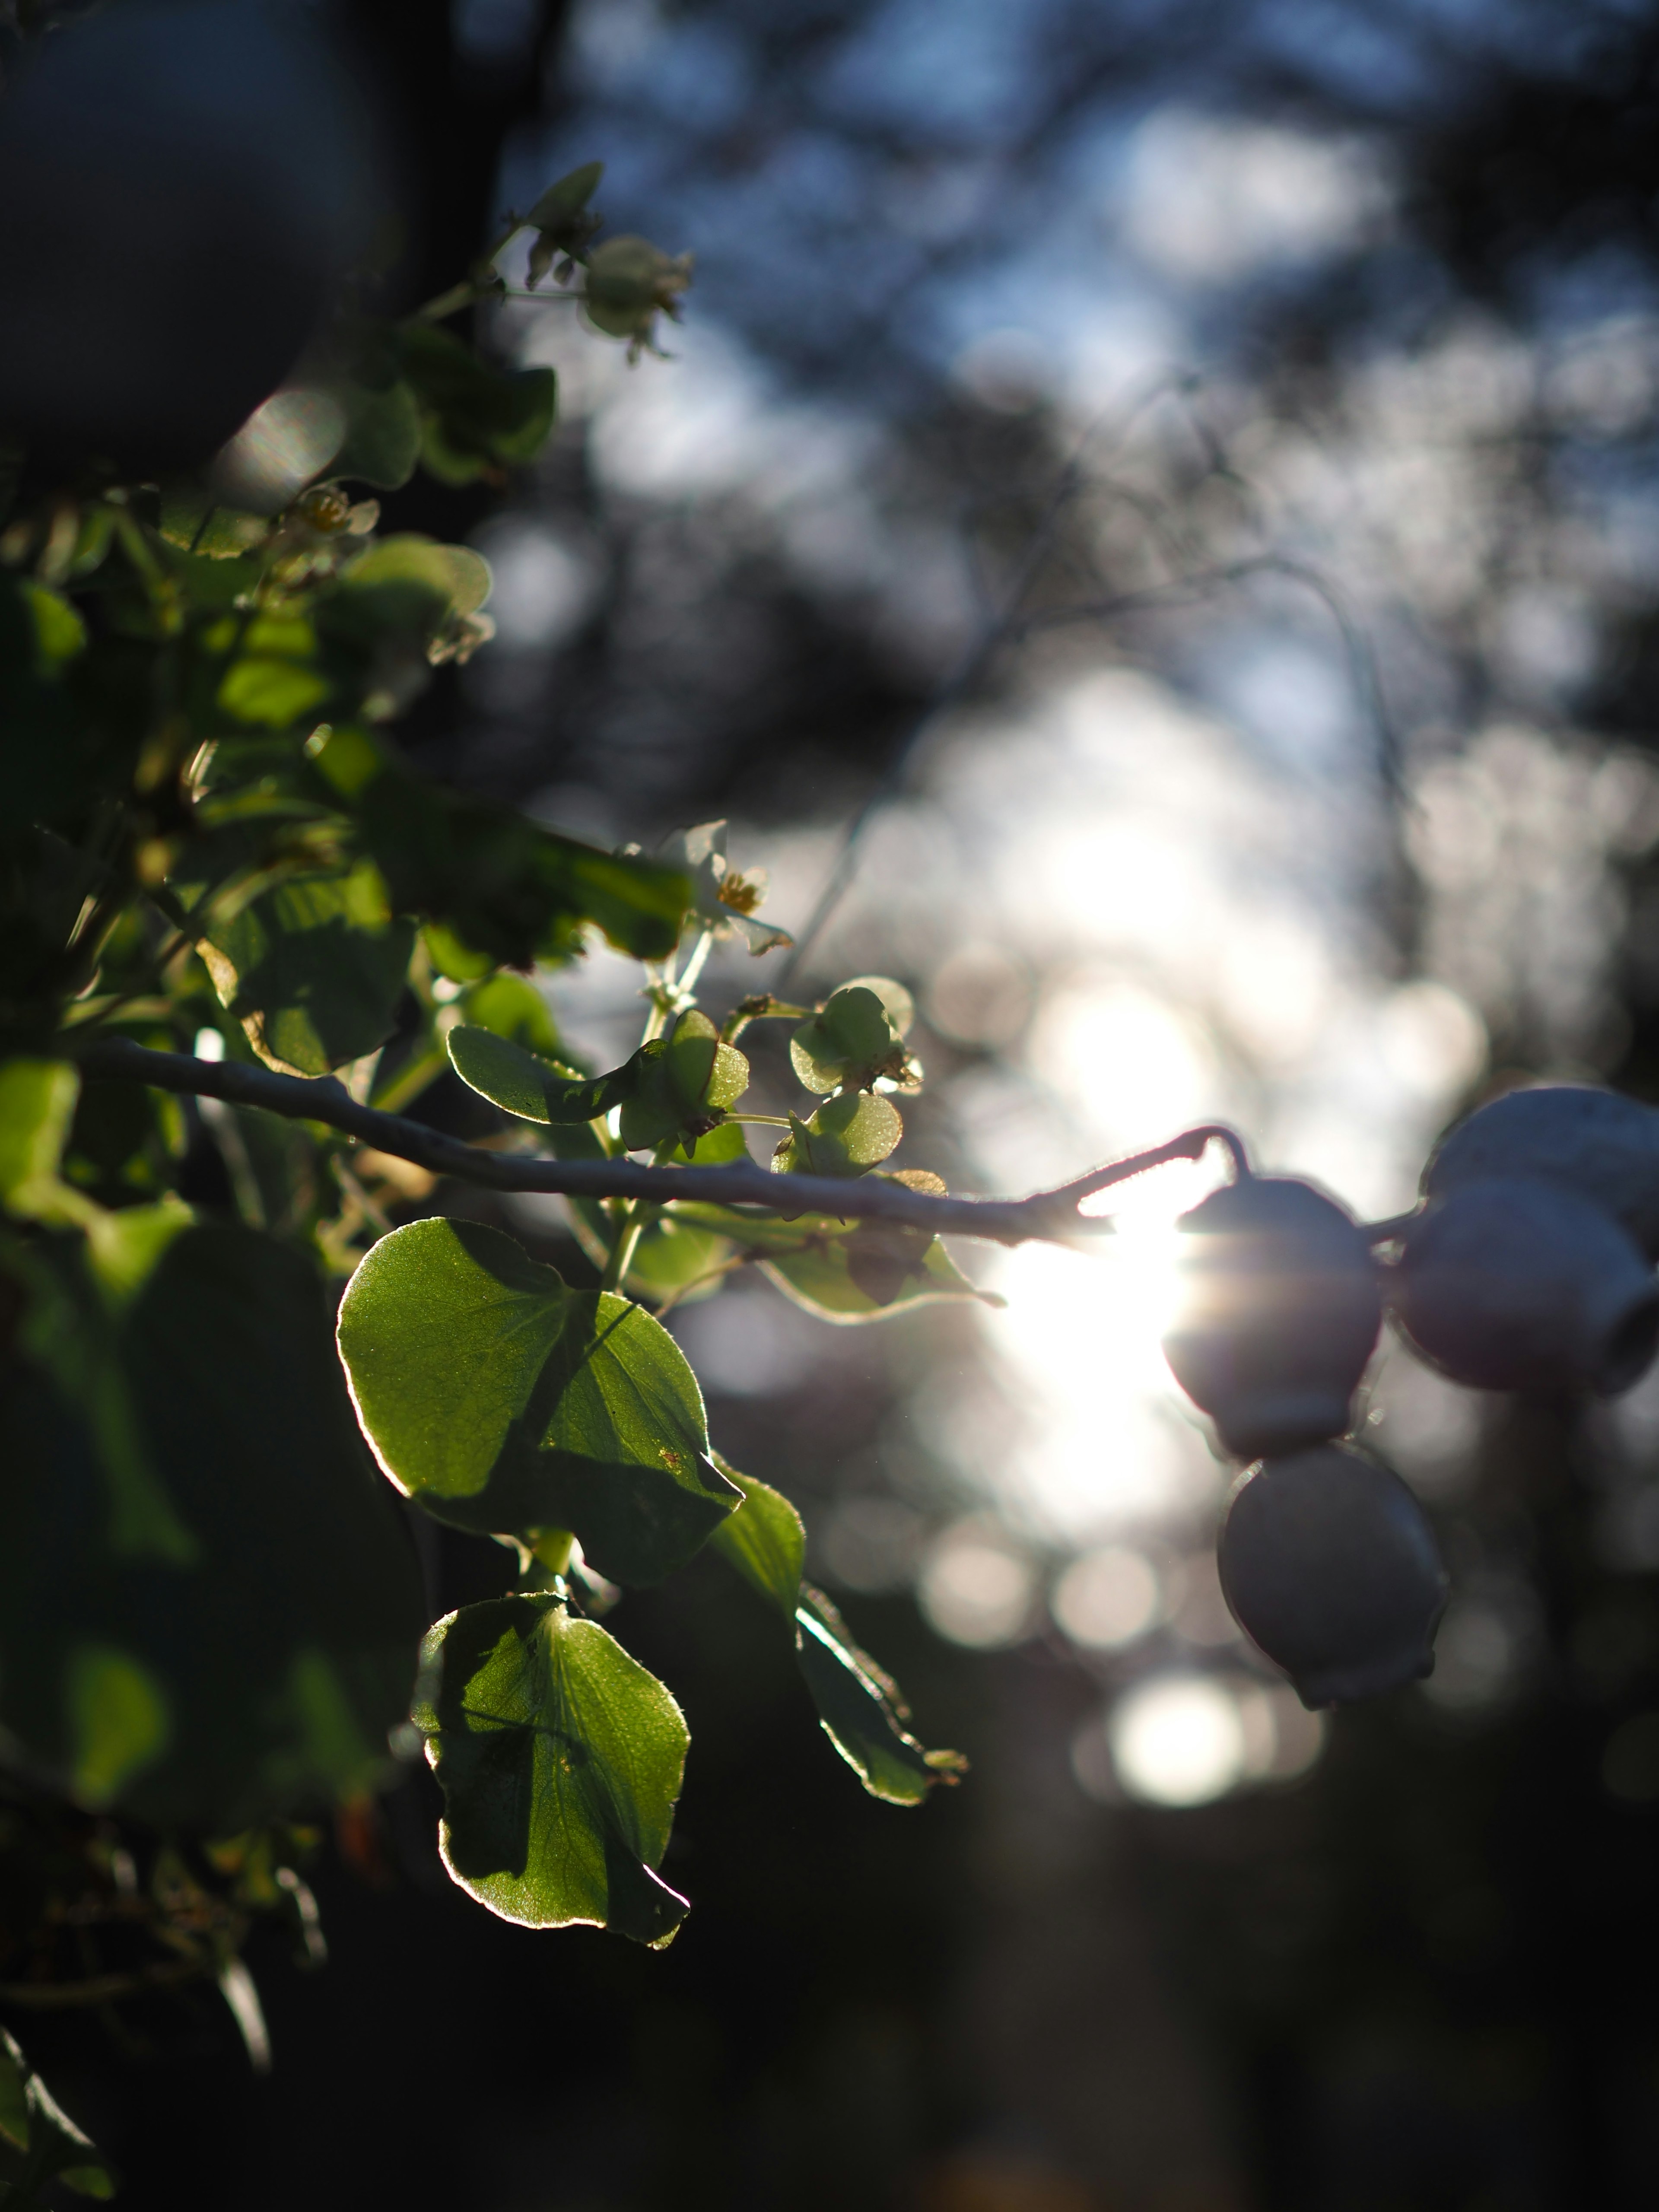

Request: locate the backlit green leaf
(194, 858), (415, 1075)
(337, 1217), (740, 1580)
(416, 1593), (689, 1944)
(446, 1023), (630, 1125)
(707, 1461), (804, 1618)
(763, 1221), (998, 1323)
(618, 1011), (750, 1152)
(790, 984), (909, 1095)
(706, 1465), (963, 1805)
(771, 1090), (902, 1177)
(795, 1587), (966, 1806)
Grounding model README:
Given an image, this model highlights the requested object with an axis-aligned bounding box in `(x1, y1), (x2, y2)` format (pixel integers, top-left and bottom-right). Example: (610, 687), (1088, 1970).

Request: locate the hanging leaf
(0, 2029), (115, 2200)
(416, 1593), (688, 1943)
(190, 858), (415, 1075)
(0, 1223), (426, 1828)
(337, 1217), (740, 1580)
(707, 1459), (805, 1617)
(707, 1464), (963, 1804)
(795, 1587), (966, 1806)
(446, 1023), (634, 1126)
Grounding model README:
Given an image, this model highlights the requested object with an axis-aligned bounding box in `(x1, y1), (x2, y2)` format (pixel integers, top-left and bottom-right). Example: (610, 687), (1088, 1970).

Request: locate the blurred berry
(1163, 1174), (1381, 1459)
(1218, 1443), (1448, 1706)
(1391, 1176), (1659, 1395)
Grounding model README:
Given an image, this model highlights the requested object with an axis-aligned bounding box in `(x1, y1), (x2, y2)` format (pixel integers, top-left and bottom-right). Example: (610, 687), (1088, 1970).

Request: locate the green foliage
(0, 131), (966, 2034)
(415, 1594), (689, 1943)
(337, 1217), (740, 1581)
(710, 1467), (966, 1804)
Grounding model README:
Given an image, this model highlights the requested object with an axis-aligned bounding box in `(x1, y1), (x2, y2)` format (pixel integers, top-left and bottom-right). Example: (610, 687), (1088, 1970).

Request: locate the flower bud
(1162, 1175), (1382, 1459)
(1218, 1443), (1448, 1707)
(1390, 1177), (1659, 1395)
(1423, 1084), (1659, 1259)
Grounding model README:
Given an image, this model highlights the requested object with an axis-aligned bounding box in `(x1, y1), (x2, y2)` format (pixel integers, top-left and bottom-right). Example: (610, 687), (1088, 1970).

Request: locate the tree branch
(74, 1038), (1241, 1246)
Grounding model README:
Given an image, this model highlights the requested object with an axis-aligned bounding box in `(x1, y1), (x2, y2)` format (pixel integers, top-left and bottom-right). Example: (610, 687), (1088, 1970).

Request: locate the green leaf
(704, 1463), (964, 1805)
(707, 1461), (805, 1618)
(618, 1011), (750, 1152)
(0, 1224), (426, 1827)
(336, 1217), (740, 1581)
(306, 724), (691, 965)
(331, 376), (423, 490)
(0, 2028), (116, 2200)
(763, 1220), (997, 1323)
(790, 983), (915, 1094)
(446, 1023), (631, 1126)
(337, 533), (491, 623)
(192, 858), (415, 1075)
(460, 972), (563, 1057)
(771, 1090), (902, 1177)
(394, 323), (557, 484)
(795, 1587), (966, 1807)
(0, 1058), (80, 1220)
(415, 1593), (688, 1943)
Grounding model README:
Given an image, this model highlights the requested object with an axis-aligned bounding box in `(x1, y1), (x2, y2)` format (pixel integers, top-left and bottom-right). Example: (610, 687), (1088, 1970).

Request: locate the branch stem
(71, 1038), (1240, 1249)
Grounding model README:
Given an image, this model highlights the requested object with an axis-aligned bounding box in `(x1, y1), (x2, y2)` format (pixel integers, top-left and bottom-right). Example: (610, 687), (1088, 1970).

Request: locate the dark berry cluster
(1163, 1086), (1659, 1709)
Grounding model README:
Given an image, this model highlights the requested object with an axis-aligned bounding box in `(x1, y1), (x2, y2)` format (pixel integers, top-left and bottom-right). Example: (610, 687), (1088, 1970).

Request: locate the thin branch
(73, 1039), (1240, 1248)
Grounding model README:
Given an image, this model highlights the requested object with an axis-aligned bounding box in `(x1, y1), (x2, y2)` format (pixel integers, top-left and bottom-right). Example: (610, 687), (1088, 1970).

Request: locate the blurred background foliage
(24, 0), (1659, 2203)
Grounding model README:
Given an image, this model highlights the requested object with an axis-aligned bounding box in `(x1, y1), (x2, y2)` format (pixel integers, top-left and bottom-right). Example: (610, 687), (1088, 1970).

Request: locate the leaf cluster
(0, 148), (967, 2170)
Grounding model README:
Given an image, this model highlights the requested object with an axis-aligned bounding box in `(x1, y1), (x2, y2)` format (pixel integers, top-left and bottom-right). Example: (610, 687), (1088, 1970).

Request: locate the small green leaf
(795, 1587), (966, 1806)
(193, 859), (416, 1075)
(416, 1593), (689, 1944)
(446, 1023), (630, 1126)
(707, 1461), (804, 1618)
(0, 2029), (116, 2199)
(771, 1090), (902, 1177)
(618, 1011), (749, 1152)
(337, 1218), (740, 1581)
(790, 984), (912, 1095)
(763, 1222), (997, 1323)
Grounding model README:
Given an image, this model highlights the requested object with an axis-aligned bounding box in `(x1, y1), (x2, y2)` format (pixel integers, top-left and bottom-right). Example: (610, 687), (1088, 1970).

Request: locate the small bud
(1390, 1177), (1659, 1395)
(1218, 1443), (1448, 1707)
(1162, 1175), (1381, 1459)
(1423, 1084), (1659, 1259)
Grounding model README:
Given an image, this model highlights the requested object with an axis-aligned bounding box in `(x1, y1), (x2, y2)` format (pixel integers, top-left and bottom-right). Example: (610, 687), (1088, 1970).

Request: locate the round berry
(1218, 1443), (1448, 1707)
(1162, 1175), (1382, 1460)
(1390, 1176), (1659, 1395)
(1423, 1084), (1659, 1259)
